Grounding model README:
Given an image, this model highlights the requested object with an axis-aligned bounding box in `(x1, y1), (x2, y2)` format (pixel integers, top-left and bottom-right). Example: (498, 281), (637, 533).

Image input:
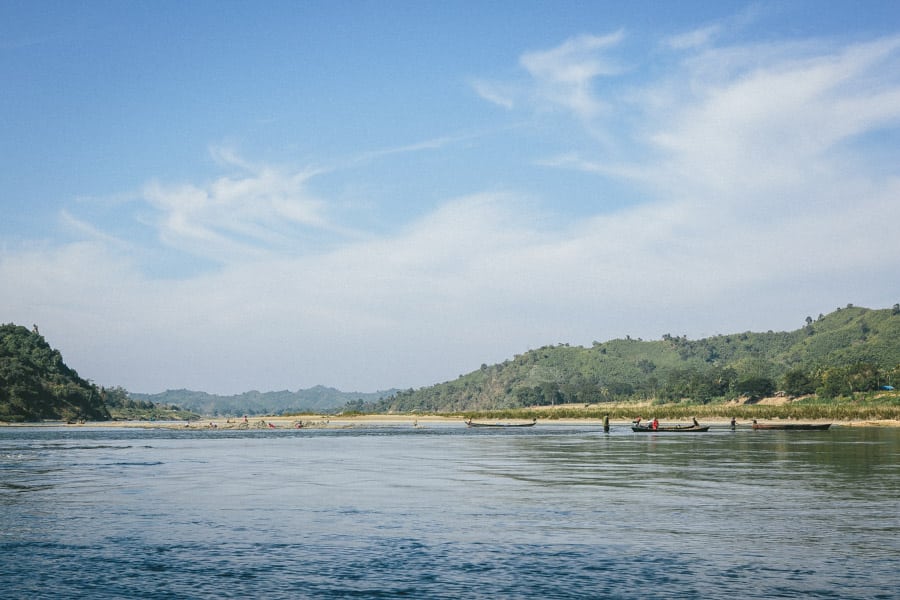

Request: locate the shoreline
(2, 415), (898, 429)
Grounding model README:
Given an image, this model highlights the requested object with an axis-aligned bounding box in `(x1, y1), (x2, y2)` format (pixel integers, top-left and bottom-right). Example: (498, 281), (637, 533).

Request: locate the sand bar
(3, 415), (897, 429)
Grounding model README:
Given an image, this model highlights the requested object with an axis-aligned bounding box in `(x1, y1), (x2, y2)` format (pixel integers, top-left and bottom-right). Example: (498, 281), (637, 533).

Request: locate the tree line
(511, 362), (898, 406)
(358, 306), (900, 413)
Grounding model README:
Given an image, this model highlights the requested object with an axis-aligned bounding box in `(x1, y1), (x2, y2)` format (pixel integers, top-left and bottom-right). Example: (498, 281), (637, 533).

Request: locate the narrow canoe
(465, 419), (536, 428)
(751, 423), (831, 430)
(631, 425), (709, 433)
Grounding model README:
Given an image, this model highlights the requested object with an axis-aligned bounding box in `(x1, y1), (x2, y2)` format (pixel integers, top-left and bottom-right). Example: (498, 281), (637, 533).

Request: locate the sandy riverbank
(4, 415), (898, 429)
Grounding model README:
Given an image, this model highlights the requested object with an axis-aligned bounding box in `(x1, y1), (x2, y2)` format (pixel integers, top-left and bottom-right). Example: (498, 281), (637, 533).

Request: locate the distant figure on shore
(730, 417), (737, 431)
(603, 414), (610, 433)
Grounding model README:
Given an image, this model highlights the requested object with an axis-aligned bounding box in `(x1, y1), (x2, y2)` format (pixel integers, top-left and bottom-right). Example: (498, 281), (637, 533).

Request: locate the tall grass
(456, 394), (900, 422)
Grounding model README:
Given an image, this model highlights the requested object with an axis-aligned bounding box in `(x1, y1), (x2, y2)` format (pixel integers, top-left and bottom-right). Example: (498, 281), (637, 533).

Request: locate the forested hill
(0, 324), (110, 422)
(370, 305), (900, 413)
(130, 386), (396, 416)
(5, 305), (898, 420)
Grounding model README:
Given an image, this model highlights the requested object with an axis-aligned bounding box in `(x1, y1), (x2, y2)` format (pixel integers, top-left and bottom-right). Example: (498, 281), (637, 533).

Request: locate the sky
(2, 1), (900, 395)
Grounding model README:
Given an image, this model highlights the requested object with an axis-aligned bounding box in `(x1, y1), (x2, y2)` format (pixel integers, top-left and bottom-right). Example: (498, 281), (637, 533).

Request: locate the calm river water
(1, 424), (898, 599)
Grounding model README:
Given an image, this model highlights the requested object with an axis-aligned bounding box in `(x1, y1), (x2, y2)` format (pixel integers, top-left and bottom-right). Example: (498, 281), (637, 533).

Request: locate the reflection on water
(0, 426), (897, 599)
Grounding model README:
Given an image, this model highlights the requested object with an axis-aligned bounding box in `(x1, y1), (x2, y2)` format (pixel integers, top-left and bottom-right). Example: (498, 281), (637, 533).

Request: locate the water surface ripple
(1, 425), (897, 599)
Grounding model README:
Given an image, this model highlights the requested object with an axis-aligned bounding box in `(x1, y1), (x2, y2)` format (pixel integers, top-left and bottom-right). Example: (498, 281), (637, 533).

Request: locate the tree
(815, 364), (882, 398)
(514, 386), (542, 407)
(736, 376), (775, 401)
(782, 368), (815, 397)
(817, 367), (850, 398)
(539, 382), (562, 406)
(845, 363), (881, 393)
(637, 359), (656, 374)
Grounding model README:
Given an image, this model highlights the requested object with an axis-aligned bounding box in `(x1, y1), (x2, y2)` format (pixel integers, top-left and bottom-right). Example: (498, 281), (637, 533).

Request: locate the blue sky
(2, 1), (899, 394)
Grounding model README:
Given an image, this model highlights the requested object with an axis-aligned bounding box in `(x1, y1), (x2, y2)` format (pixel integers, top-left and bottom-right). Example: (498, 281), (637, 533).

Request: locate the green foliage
(0, 324), (110, 422)
(815, 363), (885, 398)
(736, 376), (776, 401)
(782, 368), (815, 397)
(102, 385), (197, 420)
(362, 306), (900, 413)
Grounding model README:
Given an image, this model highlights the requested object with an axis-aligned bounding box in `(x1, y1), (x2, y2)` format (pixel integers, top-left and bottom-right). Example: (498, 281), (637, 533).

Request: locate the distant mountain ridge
(130, 386), (396, 416)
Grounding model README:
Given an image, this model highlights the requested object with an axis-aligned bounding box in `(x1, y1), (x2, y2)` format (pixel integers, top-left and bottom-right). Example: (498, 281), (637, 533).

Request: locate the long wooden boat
(465, 418), (536, 428)
(751, 422), (831, 431)
(631, 424), (709, 433)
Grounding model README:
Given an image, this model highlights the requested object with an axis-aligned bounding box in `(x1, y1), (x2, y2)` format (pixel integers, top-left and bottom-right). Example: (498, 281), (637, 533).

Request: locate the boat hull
(465, 421), (536, 428)
(751, 423), (831, 430)
(631, 425), (709, 433)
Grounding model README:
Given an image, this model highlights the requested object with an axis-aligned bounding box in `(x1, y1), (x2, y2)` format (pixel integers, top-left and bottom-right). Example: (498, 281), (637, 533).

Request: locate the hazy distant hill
(370, 305), (900, 413)
(130, 386), (396, 416)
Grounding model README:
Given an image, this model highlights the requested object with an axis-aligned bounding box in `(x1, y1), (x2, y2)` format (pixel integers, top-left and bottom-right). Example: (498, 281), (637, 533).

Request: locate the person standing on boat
(730, 417), (736, 431)
(692, 417), (700, 427)
(603, 414), (610, 433)
(651, 417), (659, 430)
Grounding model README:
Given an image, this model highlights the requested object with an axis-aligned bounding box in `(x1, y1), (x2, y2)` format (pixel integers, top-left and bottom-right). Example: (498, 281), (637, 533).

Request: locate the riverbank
(3, 414), (898, 429)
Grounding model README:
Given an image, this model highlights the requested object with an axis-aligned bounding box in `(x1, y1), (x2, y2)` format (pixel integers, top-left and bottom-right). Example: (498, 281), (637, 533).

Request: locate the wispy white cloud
(470, 31), (627, 121)
(643, 35), (900, 206)
(355, 132), (483, 163)
(59, 209), (131, 250)
(484, 30), (900, 320)
(533, 153), (630, 179)
(664, 3), (764, 51)
(524, 32), (900, 207)
(3, 25), (900, 395)
(665, 24), (722, 50)
(469, 78), (516, 109)
(138, 148), (343, 264)
(519, 31), (626, 120)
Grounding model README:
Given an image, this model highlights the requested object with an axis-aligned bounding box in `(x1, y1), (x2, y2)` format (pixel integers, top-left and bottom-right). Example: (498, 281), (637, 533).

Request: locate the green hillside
(0, 324), (110, 422)
(369, 305), (900, 413)
(5, 305), (898, 420)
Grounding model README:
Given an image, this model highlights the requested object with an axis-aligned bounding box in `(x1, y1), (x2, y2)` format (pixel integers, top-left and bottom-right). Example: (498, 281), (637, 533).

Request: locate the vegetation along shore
(2, 304), (899, 424)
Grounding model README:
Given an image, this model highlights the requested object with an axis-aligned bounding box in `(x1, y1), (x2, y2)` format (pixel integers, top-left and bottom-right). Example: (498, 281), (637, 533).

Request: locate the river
(1, 424), (898, 599)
